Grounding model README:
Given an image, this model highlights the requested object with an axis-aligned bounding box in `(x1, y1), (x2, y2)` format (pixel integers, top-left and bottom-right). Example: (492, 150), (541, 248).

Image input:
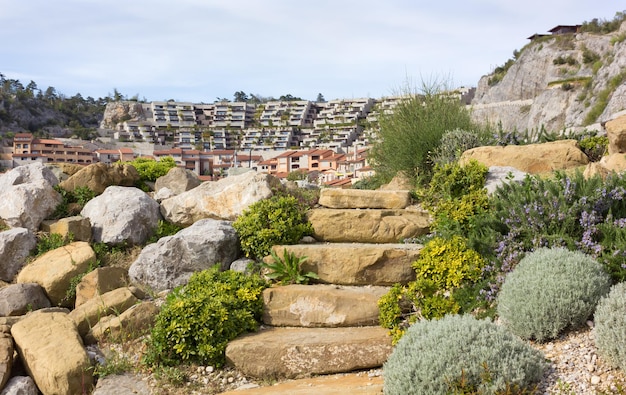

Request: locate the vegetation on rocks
(143, 266), (268, 368)
(595, 282), (626, 371)
(127, 157), (177, 183)
(233, 195), (313, 260)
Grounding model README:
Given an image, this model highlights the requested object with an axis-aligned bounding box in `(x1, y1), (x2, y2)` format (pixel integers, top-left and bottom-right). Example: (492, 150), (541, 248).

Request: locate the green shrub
(497, 247), (610, 342)
(147, 220), (184, 244)
(369, 79), (481, 184)
(143, 267), (268, 367)
(429, 128), (488, 167)
(383, 314), (547, 395)
(420, 160), (489, 235)
(34, 232), (72, 257)
(594, 282), (626, 371)
(233, 195), (313, 260)
(379, 235), (486, 343)
(578, 135), (608, 161)
(127, 156), (176, 182)
(50, 185), (96, 219)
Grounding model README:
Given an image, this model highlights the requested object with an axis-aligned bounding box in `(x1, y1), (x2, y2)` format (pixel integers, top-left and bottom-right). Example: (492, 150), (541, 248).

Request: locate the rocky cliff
(471, 20), (626, 134)
(99, 101), (146, 129)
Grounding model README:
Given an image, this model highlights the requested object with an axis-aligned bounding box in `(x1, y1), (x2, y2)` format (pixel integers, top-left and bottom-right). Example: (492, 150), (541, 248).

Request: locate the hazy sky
(1, 1), (622, 103)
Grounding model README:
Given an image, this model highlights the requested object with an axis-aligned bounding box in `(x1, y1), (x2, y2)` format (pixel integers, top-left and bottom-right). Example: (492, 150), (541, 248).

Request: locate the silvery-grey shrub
(497, 247), (611, 342)
(383, 314), (547, 395)
(594, 282), (626, 370)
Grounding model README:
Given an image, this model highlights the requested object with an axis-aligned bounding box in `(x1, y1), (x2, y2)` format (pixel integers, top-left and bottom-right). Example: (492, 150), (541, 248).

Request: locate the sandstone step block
(318, 189), (411, 209)
(270, 243), (421, 285)
(218, 372), (384, 395)
(307, 208), (430, 243)
(225, 326), (392, 379)
(262, 284), (389, 327)
(69, 287), (139, 338)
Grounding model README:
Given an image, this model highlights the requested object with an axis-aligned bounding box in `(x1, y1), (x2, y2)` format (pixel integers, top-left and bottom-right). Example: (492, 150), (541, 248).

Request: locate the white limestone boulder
(81, 186), (161, 245)
(129, 219), (240, 292)
(0, 228), (37, 282)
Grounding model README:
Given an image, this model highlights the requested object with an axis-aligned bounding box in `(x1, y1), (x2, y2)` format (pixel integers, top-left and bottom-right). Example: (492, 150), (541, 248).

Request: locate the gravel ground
(531, 321), (626, 395)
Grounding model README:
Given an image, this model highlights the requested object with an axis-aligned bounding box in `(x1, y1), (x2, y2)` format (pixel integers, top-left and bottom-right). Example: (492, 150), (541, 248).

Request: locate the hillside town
(6, 88), (475, 186)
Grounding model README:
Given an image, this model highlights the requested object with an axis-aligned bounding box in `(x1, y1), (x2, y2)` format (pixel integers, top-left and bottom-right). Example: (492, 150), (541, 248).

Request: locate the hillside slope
(471, 20), (626, 134)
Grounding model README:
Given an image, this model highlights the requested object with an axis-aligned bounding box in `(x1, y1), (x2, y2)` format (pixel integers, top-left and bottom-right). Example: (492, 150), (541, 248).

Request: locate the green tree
(316, 93), (326, 102)
(233, 91), (249, 102)
(369, 80), (480, 185)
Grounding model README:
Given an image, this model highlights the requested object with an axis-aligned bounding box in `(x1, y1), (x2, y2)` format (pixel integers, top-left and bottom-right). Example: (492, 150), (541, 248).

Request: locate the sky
(0, 1), (622, 103)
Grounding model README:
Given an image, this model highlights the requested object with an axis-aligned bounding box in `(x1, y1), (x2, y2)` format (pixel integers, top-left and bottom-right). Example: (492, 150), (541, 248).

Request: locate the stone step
(218, 372), (384, 395)
(270, 243), (421, 286)
(318, 188), (411, 209)
(307, 208), (430, 243)
(262, 284), (389, 327)
(225, 326), (392, 379)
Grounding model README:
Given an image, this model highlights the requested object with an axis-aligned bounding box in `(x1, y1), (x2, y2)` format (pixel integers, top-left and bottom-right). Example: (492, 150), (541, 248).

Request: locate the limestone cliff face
(99, 101), (146, 129)
(471, 21), (626, 134)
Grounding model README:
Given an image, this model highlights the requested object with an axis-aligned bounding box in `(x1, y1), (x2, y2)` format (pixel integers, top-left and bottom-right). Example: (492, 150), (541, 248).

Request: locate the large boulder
(75, 267), (129, 308)
(154, 167), (201, 196)
(262, 284), (389, 327)
(91, 374), (152, 395)
(85, 301), (159, 344)
(0, 284), (51, 317)
(16, 242), (96, 307)
(0, 325), (12, 390)
(0, 163), (62, 231)
(81, 186), (161, 245)
(307, 208), (430, 243)
(318, 189), (411, 209)
(129, 219), (240, 292)
(459, 140), (589, 174)
(0, 228), (37, 282)
(69, 287), (139, 338)
(606, 114), (626, 154)
(58, 162), (140, 194)
(10, 310), (93, 395)
(160, 171), (283, 226)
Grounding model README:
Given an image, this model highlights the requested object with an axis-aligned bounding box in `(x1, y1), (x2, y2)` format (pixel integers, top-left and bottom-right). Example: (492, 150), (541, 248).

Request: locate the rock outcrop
(471, 22), (626, 133)
(59, 162), (140, 195)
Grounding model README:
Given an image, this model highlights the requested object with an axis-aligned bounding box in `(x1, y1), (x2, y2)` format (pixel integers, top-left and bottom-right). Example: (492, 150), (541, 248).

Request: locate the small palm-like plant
(262, 248), (319, 285)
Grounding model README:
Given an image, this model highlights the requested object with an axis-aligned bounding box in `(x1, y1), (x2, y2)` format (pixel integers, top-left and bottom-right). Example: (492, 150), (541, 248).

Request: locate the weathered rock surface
(0, 376), (39, 395)
(0, 325), (12, 390)
(484, 166), (528, 194)
(160, 171), (283, 225)
(10, 310), (93, 395)
(154, 166), (201, 195)
(0, 284), (51, 317)
(46, 163), (84, 182)
(471, 27), (626, 133)
(459, 140), (589, 174)
(307, 208), (430, 243)
(40, 216), (92, 242)
(318, 189), (411, 209)
(0, 228), (37, 282)
(219, 372), (384, 395)
(269, 244), (420, 285)
(129, 219), (240, 292)
(0, 163), (61, 231)
(606, 113), (626, 154)
(379, 171), (414, 191)
(75, 267), (129, 308)
(85, 301), (159, 344)
(69, 287), (139, 338)
(225, 326), (392, 379)
(100, 101), (146, 129)
(262, 284), (389, 327)
(91, 374), (152, 395)
(81, 186), (161, 245)
(59, 162), (140, 194)
(16, 242), (96, 306)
